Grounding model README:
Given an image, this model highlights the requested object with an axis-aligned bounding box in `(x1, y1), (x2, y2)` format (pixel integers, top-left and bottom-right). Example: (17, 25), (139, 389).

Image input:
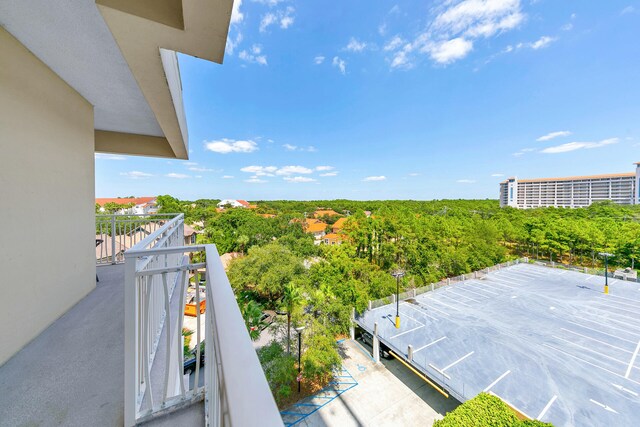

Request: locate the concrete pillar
(373, 322), (380, 363)
(368, 300), (372, 310)
(446, 278), (450, 286)
(390, 294), (396, 304)
(431, 283), (434, 292)
(349, 307), (355, 340)
(474, 271), (477, 279)
(408, 345), (414, 362)
(584, 267), (587, 274)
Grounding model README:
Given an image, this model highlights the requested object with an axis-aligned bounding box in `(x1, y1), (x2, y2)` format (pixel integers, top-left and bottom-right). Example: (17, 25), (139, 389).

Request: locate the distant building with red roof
(95, 197), (157, 215)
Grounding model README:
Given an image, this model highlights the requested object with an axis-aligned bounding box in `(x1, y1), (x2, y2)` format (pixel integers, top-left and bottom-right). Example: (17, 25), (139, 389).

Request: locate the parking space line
(485, 279), (518, 290)
(400, 310), (428, 325)
(496, 272), (531, 282)
(607, 294), (640, 304)
(415, 301), (451, 317)
(589, 399), (618, 414)
(586, 275), (598, 282)
(446, 289), (482, 303)
(414, 336), (447, 353)
(401, 303), (437, 322)
(569, 318), (640, 342)
(586, 307), (640, 324)
(592, 303), (640, 321)
(442, 351), (474, 371)
(560, 328), (633, 354)
(467, 281), (500, 295)
(597, 296), (640, 310)
(552, 335), (630, 367)
(612, 383), (639, 397)
(390, 325), (425, 339)
(425, 296), (462, 312)
(439, 293), (471, 307)
(483, 370), (511, 392)
(455, 286), (491, 299)
(543, 343), (631, 381)
(625, 341), (640, 379)
(536, 395), (557, 420)
(489, 277), (523, 287)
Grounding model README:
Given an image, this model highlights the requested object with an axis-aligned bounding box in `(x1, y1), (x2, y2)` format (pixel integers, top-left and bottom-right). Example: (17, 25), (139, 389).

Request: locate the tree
(282, 283), (302, 354)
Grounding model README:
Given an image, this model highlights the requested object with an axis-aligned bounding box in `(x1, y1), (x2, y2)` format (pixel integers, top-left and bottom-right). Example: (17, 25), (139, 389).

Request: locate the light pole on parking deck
(599, 252), (614, 294)
(391, 269), (405, 329)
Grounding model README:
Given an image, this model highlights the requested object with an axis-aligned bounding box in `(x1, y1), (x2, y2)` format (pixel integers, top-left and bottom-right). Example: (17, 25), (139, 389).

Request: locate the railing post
(408, 345), (414, 362)
(373, 322), (380, 363)
(111, 214), (117, 265)
(124, 255), (138, 427)
(349, 307), (355, 340)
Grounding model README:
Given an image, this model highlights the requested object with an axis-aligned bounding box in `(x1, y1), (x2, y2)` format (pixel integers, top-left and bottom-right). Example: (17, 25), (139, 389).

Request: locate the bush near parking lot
(434, 393), (553, 427)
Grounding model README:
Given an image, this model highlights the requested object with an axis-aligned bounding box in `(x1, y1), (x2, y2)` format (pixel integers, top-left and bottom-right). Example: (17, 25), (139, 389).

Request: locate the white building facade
(500, 163), (640, 209)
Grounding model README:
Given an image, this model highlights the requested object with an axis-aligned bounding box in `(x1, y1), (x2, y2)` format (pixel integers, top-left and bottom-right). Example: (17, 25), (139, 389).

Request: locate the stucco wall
(0, 27), (96, 365)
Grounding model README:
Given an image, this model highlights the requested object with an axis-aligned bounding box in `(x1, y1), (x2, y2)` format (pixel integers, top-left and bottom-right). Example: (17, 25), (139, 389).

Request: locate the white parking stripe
(439, 293), (471, 307)
(416, 300), (451, 317)
(625, 341), (640, 379)
(414, 336), (447, 353)
(456, 286), (491, 299)
(597, 296), (640, 310)
(483, 370), (511, 392)
(586, 306), (640, 324)
(592, 303), (640, 321)
(467, 281), (500, 295)
(552, 335), (631, 366)
(400, 310), (427, 325)
(390, 325), (425, 339)
(442, 351), (474, 371)
(607, 294), (640, 304)
(425, 296), (462, 312)
(485, 279), (518, 290)
(401, 303), (437, 321)
(560, 328), (633, 354)
(612, 383), (638, 397)
(446, 289), (481, 303)
(497, 271), (532, 282)
(569, 317), (640, 341)
(537, 395), (558, 420)
(589, 399), (618, 414)
(490, 277), (523, 287)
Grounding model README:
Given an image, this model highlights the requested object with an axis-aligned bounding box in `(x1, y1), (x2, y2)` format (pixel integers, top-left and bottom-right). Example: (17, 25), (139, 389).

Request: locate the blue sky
(96, 0), (640, 201)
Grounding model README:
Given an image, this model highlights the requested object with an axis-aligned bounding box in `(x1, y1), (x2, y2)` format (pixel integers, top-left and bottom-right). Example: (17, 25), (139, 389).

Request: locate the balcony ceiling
(0, 0), (233, 159)
(0, 1), (163, 137)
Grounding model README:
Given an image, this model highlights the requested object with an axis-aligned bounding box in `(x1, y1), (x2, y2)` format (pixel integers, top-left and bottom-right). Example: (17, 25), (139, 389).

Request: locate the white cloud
(276, 165), (313, 175)
(513, 152), (524, 157)
(260, 13), (277, 32)
(457, 179), (476, 183)
(245, 178), (267, 184)
(284, 176), (317, 183)
(537, 131), (571, 141)
(332, 56), (346, 75)
(409, 172), (421, 176)
(491, 173), (504, 177)
(226, 32), (243, 56)
(320, 172), (338, 177)
(315, 166), (334, 171)
(260, 6), (294, 32)
(240, 166), (278, 176)
(189, 166), (215, 172)
(283, 144), (317, 152)
(521, 148), (535, 152)
(388, 0), (524, 68)
(345, 37), (367, 52)
(363, 176), (387, 181)
(120, 171), (152, 179)
(561, 23), (573, 31)
(95, 153), (126, 160)
(251, 0), (285, 5)
(530, 36), (555, 50)
(621, 6), (636, 15)
(205, 139), (259, 154)
(239, 45), (268, 65)
(428, 37), (474, 64)
(166, 173), (190, 179)
(184, 161), (198, 166)
(231, 0), (244, 24)
(222, 175), (235, 179)
(378, 23), (388, 36)
(384, 36), (404, 51)
(314, 56), (325, 65)
(541, 138), (619, 154)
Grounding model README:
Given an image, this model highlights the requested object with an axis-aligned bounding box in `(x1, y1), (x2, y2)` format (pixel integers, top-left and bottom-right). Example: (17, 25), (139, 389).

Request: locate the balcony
(0, 214), (282, 426)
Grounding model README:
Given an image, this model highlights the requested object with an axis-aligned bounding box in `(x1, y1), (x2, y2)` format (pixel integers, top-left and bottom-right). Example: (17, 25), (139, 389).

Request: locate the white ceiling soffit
(0, 1), (164, 138)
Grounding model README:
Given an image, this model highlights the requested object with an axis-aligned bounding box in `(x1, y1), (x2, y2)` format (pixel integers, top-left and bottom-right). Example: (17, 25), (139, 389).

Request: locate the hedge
(433, 393), (553, 427)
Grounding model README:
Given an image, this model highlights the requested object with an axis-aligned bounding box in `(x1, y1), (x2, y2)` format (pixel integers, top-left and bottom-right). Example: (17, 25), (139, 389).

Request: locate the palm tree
(282, 283), (302, 354)
(237, 234), (250, 255)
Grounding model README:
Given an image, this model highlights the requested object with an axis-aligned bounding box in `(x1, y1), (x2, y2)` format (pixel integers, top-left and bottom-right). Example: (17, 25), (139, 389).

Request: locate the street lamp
(295, 325), (305, 393)
(599, 252), (614, 294)
(391, 269), (405, 329)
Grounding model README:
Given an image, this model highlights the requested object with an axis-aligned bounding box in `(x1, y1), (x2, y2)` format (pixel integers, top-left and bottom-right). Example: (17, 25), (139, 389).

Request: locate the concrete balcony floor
(0, 264), (203, 427)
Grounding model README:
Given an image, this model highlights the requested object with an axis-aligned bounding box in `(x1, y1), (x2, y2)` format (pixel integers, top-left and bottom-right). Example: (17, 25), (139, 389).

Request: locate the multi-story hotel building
(500, 163), (640, 208)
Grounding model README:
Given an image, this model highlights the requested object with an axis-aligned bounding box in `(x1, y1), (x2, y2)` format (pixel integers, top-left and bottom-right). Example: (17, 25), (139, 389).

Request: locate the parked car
(183, 347), (205, 374)
(357, 330), (393, 359)
(260, 310), (276, 330)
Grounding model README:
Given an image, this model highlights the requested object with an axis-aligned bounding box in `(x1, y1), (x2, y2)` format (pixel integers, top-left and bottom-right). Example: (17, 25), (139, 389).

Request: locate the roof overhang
(0, 0), (233, 159)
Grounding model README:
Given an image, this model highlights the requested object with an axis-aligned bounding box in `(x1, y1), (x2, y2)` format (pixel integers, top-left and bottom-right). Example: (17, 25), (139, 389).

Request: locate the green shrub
(434, 393), (553, 427)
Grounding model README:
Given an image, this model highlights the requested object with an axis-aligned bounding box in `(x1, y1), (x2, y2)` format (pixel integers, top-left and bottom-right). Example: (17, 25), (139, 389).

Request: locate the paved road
(292, 339), (459, 426)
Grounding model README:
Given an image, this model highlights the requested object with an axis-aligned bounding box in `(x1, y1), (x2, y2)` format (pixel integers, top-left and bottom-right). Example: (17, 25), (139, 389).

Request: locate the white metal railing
(95, 213), (180, 265)
(124, 233), (282, 425)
